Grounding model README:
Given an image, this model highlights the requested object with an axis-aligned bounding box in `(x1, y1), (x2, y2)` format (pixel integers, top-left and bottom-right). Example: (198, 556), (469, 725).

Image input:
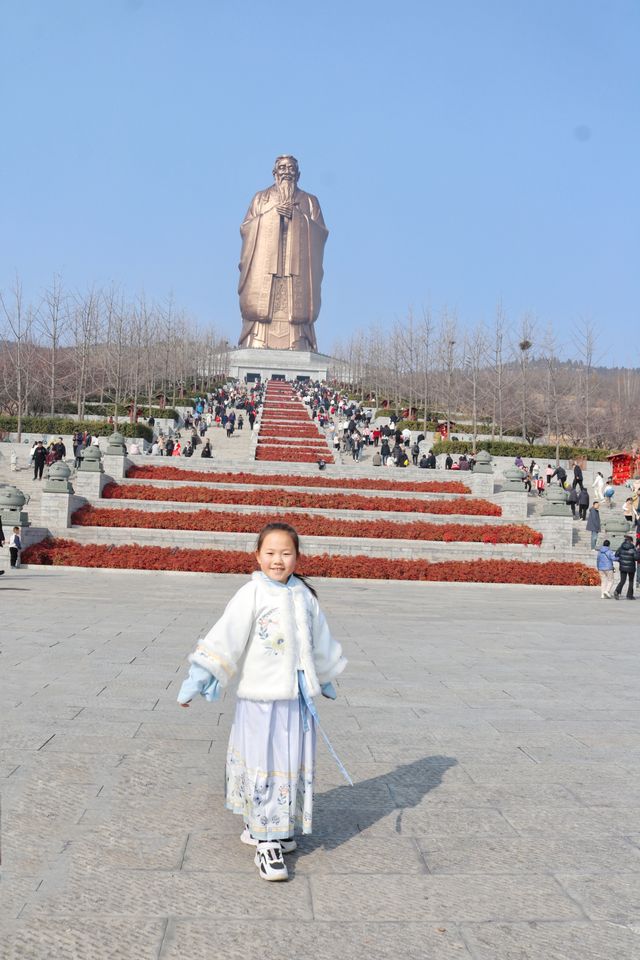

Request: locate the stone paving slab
(1, 567), (639, 958)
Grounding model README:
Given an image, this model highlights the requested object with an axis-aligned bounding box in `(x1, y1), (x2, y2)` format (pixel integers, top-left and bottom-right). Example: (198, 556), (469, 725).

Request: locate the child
(177, 522), (347, 882)
(596, 538), (616, 598)
(9, 526), (22, 568)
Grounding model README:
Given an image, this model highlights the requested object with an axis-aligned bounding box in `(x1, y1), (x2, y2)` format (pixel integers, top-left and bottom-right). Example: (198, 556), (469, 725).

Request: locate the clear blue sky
(1, 0), (638, 363)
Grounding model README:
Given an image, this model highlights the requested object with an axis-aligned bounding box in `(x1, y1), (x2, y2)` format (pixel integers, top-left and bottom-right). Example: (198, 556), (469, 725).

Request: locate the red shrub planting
(105, 482), (500, 515)
(126, 465), (471, 494)
(256, 425), (322, 438)
(73, 504), (541, 544)
(22, 537), (598, 585)
(257, 437), (329, 447)
(255, 447), (334, 463)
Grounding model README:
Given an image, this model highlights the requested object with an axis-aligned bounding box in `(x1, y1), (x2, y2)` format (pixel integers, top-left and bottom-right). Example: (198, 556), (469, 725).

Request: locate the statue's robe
(238, 185), (328, 351)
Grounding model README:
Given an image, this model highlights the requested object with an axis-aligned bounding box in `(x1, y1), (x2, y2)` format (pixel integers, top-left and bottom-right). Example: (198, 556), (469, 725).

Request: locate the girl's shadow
(295, 754), (458, 858)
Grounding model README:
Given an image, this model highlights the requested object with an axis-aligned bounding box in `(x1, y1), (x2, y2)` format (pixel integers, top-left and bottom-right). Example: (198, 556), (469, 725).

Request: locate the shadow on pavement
(300, 754), (458, 856)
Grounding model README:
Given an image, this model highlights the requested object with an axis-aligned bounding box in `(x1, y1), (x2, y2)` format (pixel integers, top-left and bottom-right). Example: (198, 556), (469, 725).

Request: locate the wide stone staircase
(0, 400), (602, 579)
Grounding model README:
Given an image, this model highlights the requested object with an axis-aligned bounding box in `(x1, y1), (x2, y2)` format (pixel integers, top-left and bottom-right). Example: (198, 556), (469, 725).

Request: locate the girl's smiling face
(256, 530), (298, 583)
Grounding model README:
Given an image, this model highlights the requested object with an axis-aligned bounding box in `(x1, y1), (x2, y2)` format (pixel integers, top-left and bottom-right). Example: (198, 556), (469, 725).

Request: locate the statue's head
(273, 155), (300, 185)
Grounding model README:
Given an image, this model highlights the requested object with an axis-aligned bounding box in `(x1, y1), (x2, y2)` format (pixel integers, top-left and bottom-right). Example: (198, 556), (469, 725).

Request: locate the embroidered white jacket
(189, 572), (346, 701)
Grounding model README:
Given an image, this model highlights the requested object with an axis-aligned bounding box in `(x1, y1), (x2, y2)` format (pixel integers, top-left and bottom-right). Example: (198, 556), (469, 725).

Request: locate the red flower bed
(255, 447), (334, 463)
(257, 437), (329, 447)
(260, 423), (323, 440)
(72, 504), (541, 545)
(260, 415), (312, 424)
(126, 465), (472, 494)
(105, 482), (500, 515)
(21, 537), (598, 585)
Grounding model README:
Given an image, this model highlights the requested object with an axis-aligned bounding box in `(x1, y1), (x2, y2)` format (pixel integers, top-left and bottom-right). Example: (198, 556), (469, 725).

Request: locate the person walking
(577, 487), (590, 521)
(572, 463), (584, 491)
(551, 464), (567, 487)
(32, 442), (47, 480)
(177, 522), (347, 882)
(586, 502), (601, 549)
(593, 471), (606, 502)
(596, 539), (616, 598)
(567, 486), (579, 519)
(613, 534), (640, 600)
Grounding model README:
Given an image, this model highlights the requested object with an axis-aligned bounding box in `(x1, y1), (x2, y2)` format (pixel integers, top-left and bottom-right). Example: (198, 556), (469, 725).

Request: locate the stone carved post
(41, 462), (80, 529)
(74, 445), (107, 499)
(103, 432), (130, 480)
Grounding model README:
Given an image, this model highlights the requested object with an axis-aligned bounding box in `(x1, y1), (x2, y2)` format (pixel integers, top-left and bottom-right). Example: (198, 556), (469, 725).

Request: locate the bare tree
(0, 278), (36, 440)
(37, 276), (71, 415)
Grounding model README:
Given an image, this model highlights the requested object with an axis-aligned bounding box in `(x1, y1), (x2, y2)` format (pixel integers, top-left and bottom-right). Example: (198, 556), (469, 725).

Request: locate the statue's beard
(277, 176), (296, 203)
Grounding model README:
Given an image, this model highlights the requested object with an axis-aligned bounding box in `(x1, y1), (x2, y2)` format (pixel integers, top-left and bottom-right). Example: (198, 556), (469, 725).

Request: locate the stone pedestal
(533, 516), (574, 552)
(102, 455), (131, 480)
(40, 492), (85, 529)
(227, 347), (334, 382)
(73, 471), (108, 499)
(493, 490), (528, 521)
(75, 444), (108, 498)
(603, 514), (631, 552)
(467, 473), (494, 498)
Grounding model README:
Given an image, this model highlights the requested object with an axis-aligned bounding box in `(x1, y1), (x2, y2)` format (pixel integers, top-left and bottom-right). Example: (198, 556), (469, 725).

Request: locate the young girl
(177, 522), (347, 882)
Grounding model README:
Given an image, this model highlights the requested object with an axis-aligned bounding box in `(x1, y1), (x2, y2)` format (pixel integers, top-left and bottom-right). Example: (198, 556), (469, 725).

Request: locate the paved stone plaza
(1, 567), (640, 959)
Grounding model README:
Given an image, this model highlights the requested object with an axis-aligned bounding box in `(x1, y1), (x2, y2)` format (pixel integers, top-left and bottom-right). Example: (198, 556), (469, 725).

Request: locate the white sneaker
(255, 841), (288, 881)
(241, 827), (296, 853)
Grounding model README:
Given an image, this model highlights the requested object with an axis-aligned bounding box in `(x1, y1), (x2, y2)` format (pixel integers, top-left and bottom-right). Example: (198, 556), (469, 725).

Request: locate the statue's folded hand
(276, 202), (293, 218)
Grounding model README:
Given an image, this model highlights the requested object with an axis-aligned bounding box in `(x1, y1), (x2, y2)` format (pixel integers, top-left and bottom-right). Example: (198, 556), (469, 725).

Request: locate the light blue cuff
(177, 662), (221, 704)
(321, 681), (337, 700)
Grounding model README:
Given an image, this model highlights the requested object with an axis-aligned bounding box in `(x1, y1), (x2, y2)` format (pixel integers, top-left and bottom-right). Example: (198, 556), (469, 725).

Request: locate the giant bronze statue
(238, 155), (328, 351)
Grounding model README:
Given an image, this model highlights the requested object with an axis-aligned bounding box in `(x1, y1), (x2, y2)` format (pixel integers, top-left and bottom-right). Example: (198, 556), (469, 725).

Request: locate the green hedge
(431, 439), (612, 462)
(55, 402), (178, 420)
(0, 416), (153, 443)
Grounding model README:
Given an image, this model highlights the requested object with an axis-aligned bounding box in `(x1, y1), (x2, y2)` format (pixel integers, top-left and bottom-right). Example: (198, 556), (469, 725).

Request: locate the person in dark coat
(445, 454), (453, 470)
(32, 441), (47, 480)
(380, 439), (391, 465)
(551, 465), (567, 486)
(585, 502), (601, 549)
(567, 487), (579, 519)
(614, 534), (640, 599)
(572, 463), (584, 491)
(577, 487), (590, 521)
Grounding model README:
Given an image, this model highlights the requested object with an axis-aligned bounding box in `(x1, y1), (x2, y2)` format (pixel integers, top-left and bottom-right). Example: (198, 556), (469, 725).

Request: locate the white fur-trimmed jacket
(189, 572), (346, 701)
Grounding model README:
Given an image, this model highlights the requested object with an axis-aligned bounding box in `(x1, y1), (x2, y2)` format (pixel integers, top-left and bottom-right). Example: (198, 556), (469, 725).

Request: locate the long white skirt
(225, 697), (317, 841)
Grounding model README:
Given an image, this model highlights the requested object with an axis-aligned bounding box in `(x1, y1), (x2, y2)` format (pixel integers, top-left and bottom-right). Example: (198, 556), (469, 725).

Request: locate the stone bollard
(472, 449), (493, 474)
(542, 484), (572, 518)
(468, 450), (494, 497)
(0, 484), (31, 528)
(602, 514), (631, 552)
(501, 467), (527, 492)
(74, 445), (107, 499)
(103, 431), (130, 480)
(41, 462), (80, 529)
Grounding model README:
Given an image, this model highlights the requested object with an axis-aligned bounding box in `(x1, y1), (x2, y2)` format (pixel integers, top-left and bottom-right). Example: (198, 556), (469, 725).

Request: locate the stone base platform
(227, 346), (334, 381)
